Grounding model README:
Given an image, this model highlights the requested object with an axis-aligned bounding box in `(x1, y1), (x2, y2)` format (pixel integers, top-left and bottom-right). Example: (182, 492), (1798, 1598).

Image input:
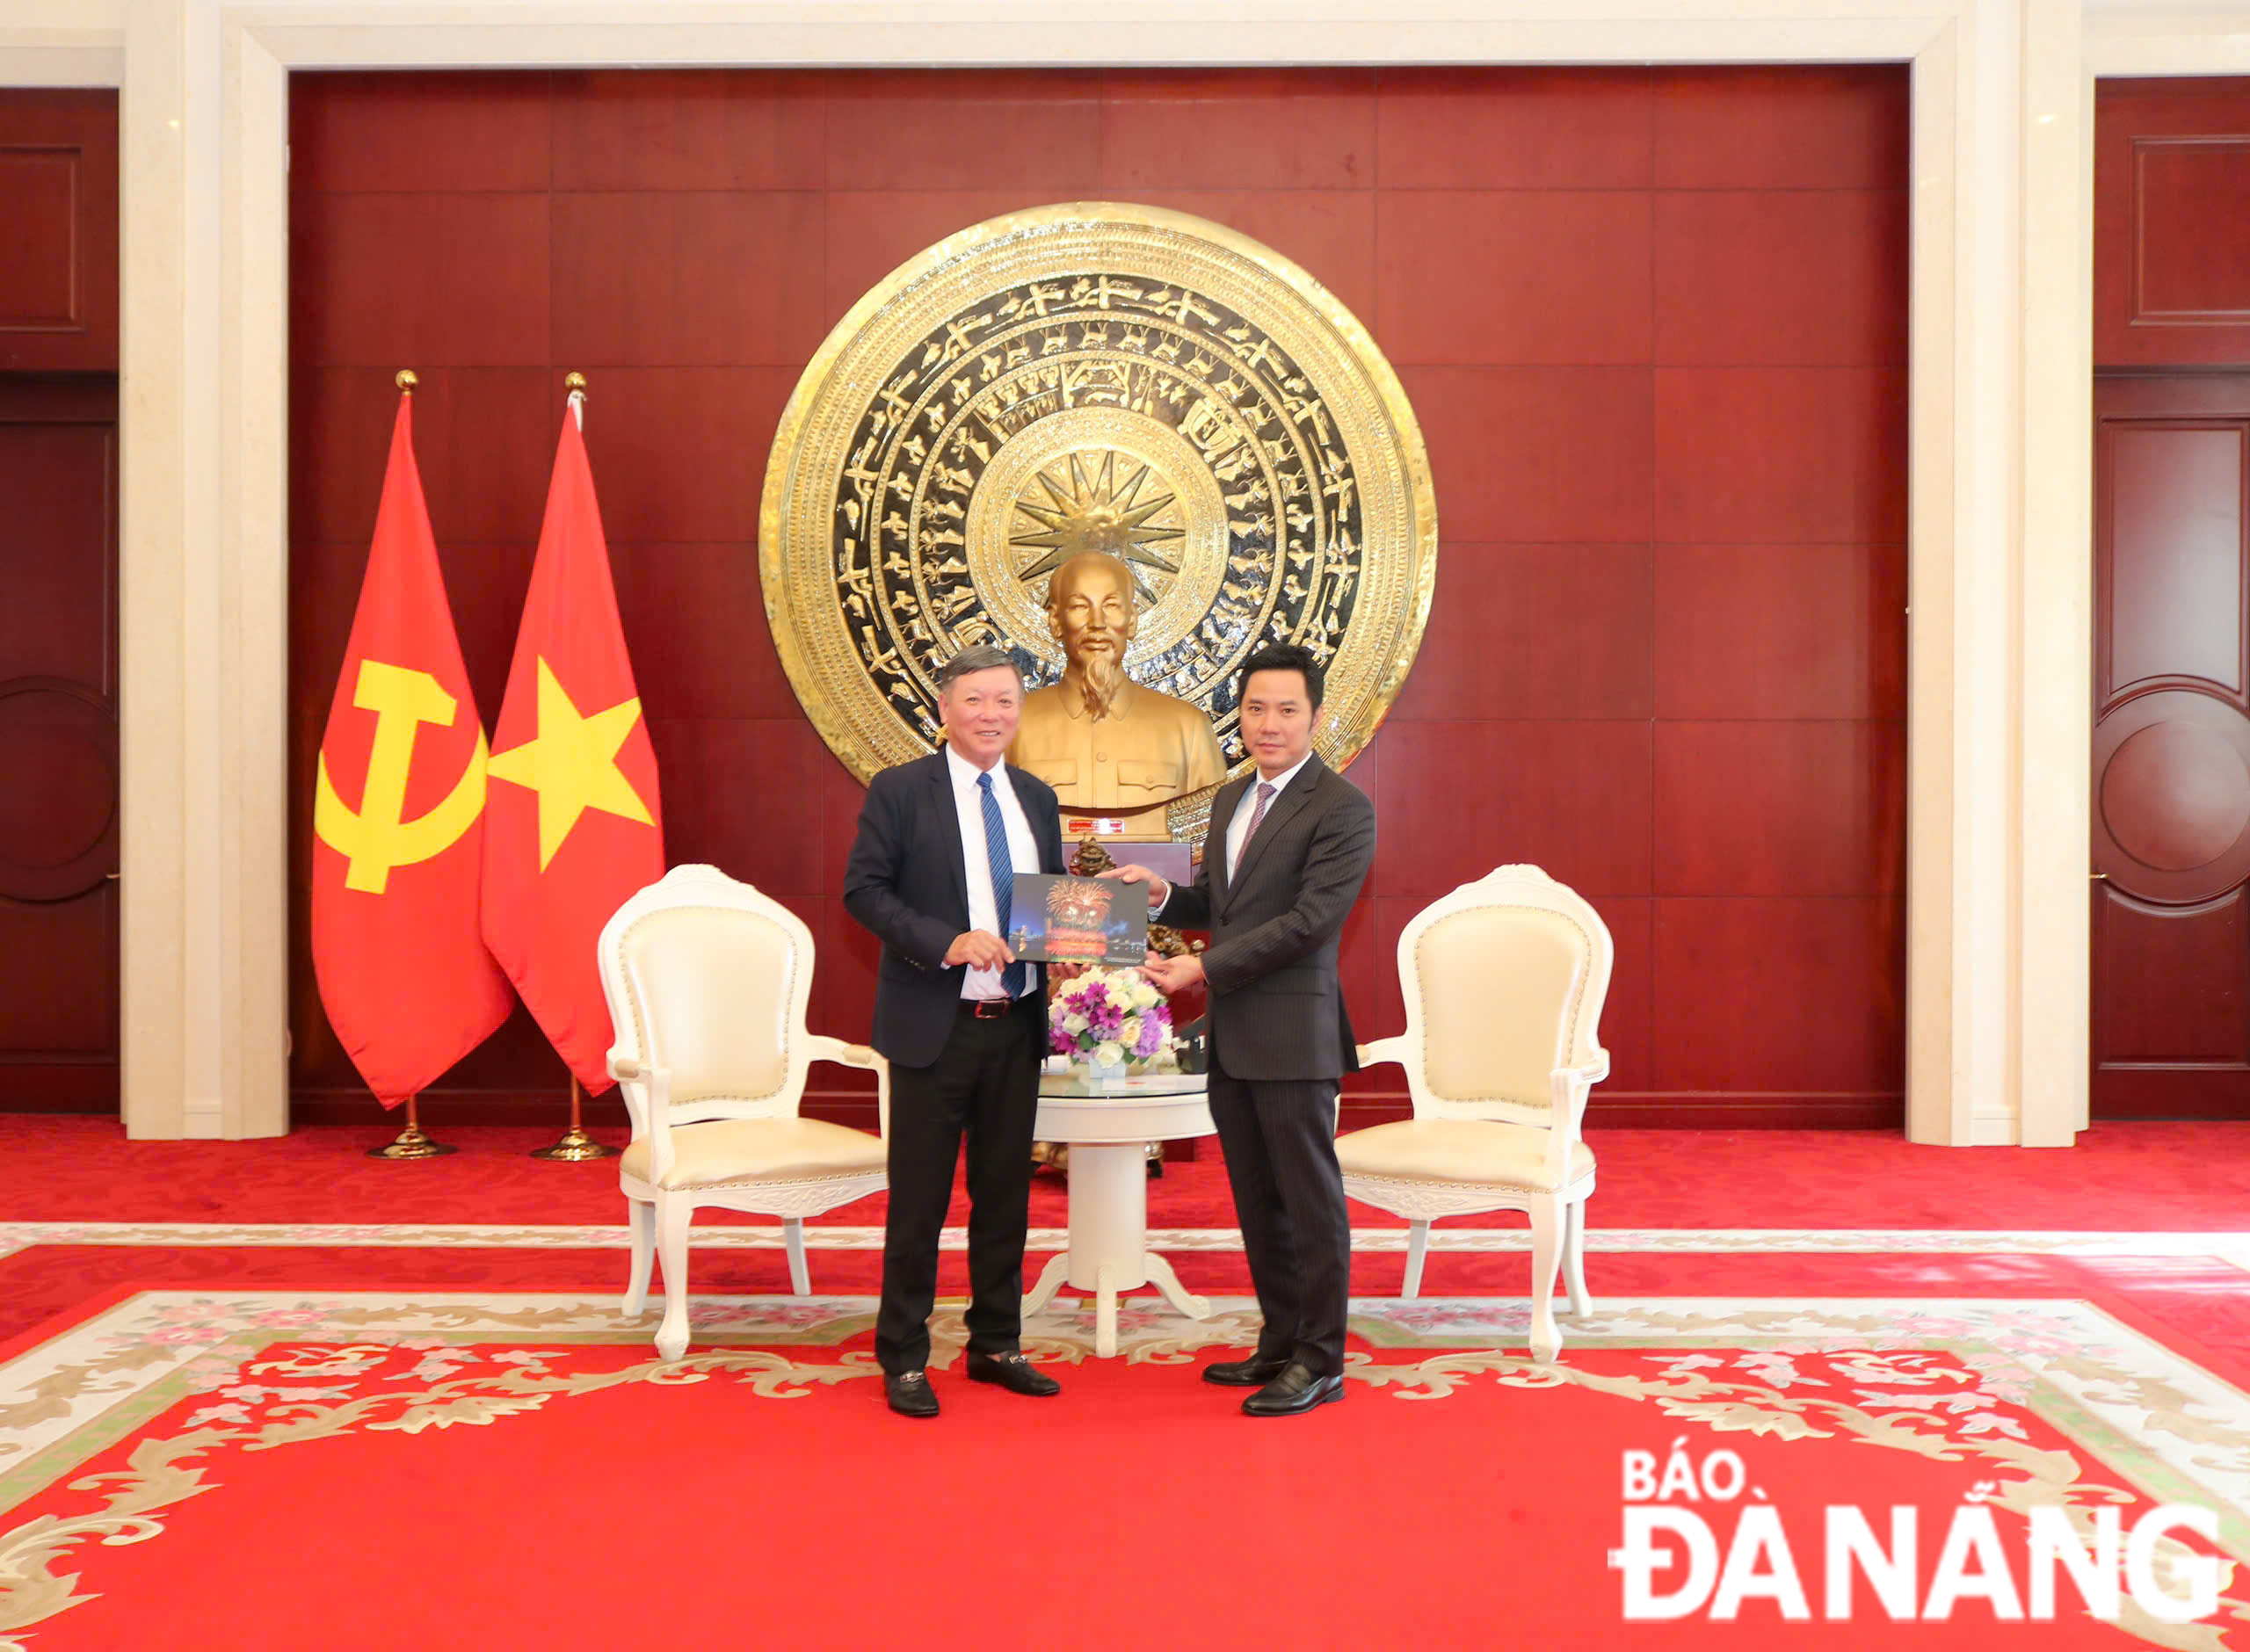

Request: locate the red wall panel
(0, 91), (118, 372)
(287, 66), (1908, 1127)
(2097, 79), (2250, 368)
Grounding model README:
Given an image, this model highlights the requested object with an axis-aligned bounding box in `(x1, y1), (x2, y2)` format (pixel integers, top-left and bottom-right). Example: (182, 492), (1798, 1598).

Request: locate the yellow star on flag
(486, 656), (654, 871)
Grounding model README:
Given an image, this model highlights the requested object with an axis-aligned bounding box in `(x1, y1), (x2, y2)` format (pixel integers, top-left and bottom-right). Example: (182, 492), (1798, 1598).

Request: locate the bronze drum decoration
(761, 202), (1437, 838)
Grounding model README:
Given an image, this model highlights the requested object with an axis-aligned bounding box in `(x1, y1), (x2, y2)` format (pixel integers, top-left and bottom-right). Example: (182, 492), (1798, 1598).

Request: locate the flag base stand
(529, 1123), (617, 1162)
(368, 1098), (457, 1160)
(531, 1079), (618, 1161)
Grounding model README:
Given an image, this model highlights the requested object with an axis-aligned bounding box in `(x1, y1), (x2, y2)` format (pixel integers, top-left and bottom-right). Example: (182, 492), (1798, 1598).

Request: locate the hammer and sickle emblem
(315, 659), (489, 895)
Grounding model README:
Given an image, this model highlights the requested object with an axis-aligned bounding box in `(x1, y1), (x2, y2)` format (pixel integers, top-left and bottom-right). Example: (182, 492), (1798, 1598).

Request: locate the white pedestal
(1023, 1073), (1215, 1357)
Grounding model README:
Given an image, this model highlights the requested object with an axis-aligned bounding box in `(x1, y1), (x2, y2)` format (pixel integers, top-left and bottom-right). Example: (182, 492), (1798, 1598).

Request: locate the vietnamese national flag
(312, 390), (515, 1105)
(481, 402), (664, 1091)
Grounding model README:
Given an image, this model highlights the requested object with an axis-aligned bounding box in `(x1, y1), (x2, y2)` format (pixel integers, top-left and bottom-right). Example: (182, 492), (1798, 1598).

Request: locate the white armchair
(1338, 865), (1612, 1362)
(598, 864), (889, 1360)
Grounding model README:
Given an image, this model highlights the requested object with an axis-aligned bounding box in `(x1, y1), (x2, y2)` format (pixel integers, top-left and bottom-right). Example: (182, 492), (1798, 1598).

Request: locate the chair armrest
(1355, 1035), (1408, 1070)
(806, 1033), (892, 1142)
(804, 1034), (881, 1071)
(606, 1051), (673, 1179)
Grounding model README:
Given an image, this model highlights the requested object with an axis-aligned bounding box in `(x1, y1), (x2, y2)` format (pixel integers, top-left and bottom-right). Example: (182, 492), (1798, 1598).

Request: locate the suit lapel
(1223, 756), (1323, 912)
(928, 756), (970, 922)
(1004, 764), (1061, 873)
(1205, 776), (1249, 909)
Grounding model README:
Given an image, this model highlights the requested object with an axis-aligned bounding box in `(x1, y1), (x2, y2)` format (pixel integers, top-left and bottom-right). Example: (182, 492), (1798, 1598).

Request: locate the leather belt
(960, 996), (1021, 1019)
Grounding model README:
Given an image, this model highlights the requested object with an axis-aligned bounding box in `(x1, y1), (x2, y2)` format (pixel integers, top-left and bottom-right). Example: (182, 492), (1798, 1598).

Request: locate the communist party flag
(481, 399), (664, 1091)
(312, 386), (515, 1105)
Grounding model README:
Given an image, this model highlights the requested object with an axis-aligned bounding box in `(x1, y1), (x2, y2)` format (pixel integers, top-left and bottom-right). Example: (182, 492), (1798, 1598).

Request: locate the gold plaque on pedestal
(760, 202), (1437, 836)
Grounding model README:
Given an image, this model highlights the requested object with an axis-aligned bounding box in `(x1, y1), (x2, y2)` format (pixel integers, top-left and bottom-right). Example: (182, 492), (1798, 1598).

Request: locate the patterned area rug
(3, 1288), (2245, 1649)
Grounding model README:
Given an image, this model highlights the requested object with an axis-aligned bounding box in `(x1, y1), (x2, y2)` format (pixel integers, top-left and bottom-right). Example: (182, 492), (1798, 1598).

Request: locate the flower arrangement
(1049, 966), (1174, 1072)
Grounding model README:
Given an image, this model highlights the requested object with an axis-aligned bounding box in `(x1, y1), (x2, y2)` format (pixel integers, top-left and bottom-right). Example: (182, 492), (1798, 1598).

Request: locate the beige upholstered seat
(1338, 865), (1612, 1362)
(599, 865), (889, 1360)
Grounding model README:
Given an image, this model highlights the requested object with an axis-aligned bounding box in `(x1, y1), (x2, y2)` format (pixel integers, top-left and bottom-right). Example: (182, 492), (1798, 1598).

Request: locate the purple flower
(1049, 1026), (1074, 1055)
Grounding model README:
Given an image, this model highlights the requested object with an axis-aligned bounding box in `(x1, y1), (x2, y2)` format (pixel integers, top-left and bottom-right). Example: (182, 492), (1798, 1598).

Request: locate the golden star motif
(486, 656), (653, 871)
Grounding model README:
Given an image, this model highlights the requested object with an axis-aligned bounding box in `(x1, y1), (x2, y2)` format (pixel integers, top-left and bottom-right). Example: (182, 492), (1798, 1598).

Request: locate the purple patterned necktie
(1232, 781), (1278, 879)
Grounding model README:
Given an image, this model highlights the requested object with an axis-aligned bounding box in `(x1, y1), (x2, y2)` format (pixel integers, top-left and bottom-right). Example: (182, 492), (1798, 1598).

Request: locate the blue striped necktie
(977, 771), (1029, 998)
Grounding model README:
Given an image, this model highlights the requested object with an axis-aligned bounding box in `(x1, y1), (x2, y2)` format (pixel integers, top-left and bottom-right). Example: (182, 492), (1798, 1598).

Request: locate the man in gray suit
(1114, 642), (1376, 1417)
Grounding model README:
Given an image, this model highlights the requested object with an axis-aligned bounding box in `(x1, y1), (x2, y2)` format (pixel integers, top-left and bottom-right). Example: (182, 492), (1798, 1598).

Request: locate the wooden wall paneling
(290, 192), (553, 367)
(2100, 423), (2246, 703)
(1100, 69), (1376, 191)
(1652, 544), (1907, 720)
(1374, 719), (1653, 899)
(1375, 191), (1653, 366)
(275, 67), (1910, 1128)
(0, 91), (118, 373)
(1653, 896), (1905, 1098)
(1654, 720), (1906, 897)
(2096, 79), (2250, 368)
(826, 69), (1102, 192)
(1386, 543), (1653, 722)
(1374, 68), (1653, 190)
(1651, 190), (1908, 366)
(2091, 374), (2250, 1118)
(1651, 66), (1911, 191)
(548, 69), (827, 192)
(1653, 366), (1909, 543)
(549, 191), (827, 367)
(2091, 888), (2250, 1117)
(0, 377), (120, 1109)
(1397, 366), (1653, 542)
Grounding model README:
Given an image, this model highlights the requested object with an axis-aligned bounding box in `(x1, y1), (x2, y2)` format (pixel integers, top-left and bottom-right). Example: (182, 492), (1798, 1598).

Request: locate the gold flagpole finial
(564, 372), (587, 430)
(396, 369), (417, 394)
(564, 372), (588, 397)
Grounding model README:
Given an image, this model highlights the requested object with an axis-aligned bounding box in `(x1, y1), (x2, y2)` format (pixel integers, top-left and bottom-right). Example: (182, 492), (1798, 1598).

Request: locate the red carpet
(4, 1294), (2234, 1651)
(7, 1116), (2250, 1230)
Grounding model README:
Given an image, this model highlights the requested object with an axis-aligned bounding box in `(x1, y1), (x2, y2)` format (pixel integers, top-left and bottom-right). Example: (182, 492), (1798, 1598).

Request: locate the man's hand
(945, 930), (1016, 971)
(1141, 953), (1204, 994)
(1049, 960), (1087, 982)
(1100, 864), (1171, 909)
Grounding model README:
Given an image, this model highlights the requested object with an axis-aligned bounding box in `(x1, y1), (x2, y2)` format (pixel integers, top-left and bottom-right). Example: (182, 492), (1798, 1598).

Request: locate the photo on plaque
(1010, 873), (1148, 967)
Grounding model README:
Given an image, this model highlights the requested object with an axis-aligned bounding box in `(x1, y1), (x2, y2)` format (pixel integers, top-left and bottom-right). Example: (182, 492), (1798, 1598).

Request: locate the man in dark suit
(843, 646), (1068, 1418)
(1116, 642), (1376, 1417)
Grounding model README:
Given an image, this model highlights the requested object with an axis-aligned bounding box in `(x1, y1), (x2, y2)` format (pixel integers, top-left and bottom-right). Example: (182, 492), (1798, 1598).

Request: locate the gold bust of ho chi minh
(1007, 549), (1229, 823)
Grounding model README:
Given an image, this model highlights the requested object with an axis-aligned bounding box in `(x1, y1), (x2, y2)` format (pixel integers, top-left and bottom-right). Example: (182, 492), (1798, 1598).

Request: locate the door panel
(2093, 375), (2250, 1116)
(0, 379), (120, 1108)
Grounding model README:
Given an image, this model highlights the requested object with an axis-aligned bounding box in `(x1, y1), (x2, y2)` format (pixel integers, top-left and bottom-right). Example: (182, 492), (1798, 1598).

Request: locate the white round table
(1022, 1069), (1215, 1357)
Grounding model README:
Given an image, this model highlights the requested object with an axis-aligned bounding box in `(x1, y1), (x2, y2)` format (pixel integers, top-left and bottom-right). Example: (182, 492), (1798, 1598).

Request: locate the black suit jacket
(842, 752), (1066, 1069)
(1162, 754), (1375, 1082)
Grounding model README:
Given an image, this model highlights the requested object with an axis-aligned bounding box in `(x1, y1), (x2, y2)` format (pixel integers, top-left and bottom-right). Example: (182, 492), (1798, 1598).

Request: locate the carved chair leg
(1562, 1197), (1592, 1318)
(623, 1198), (657, 1315)
(784, 1217), (810, 1296)
(1526, 1197), (1564, 1364)
(654, 1198), (693, 1362)
(1403, 1219), (1431, 1300)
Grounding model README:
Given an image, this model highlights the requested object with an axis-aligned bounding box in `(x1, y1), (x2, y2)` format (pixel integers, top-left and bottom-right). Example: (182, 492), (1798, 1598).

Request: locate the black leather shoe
(1241, 1362), (1345, 1417)
(964, 1351), (1060, 1397)
(1201, 1353), (1292, 1388)
(884, 1369), (940, 1418)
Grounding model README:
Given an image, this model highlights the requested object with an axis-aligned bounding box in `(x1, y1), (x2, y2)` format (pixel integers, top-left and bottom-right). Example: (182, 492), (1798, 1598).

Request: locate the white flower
(1129, 980), (1159, 1009)
(1120, 1015), (1143, 1047)
(1093, 1040), (1125, 1067)
(1063, 1011), (1089, 1033)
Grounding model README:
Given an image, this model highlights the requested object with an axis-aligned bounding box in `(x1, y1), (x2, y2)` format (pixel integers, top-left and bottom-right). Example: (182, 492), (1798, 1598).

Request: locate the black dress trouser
(1206, 1068), (1351, 1376)
(875, 998), (1042, 1374)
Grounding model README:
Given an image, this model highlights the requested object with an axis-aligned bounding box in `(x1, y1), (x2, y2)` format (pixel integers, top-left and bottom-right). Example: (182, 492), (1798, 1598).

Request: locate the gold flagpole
(531, 1075), (615, 1161)
(368, 1093), (457, 1159)
(525, 369), (617, 1164)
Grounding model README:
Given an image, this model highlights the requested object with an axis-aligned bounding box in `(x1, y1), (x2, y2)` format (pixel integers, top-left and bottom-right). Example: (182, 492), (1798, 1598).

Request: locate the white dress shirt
(1155, 750), (1314, 916)
(945, 743), (1042, 1000)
